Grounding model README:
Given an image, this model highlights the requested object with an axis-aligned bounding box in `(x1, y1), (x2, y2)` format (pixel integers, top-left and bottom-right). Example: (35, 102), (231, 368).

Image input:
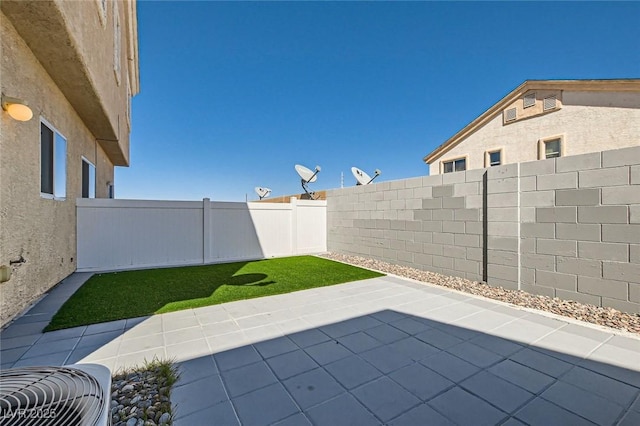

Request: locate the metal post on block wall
(203, 198), (211, 264)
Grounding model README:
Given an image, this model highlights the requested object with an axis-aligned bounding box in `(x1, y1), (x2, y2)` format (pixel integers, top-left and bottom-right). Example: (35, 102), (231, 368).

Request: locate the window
(544, 139), (562, 158)
(504, 108), (517, 122)
(523, 92), (536, 108)
(543, 95), (557, 111)
(113, 0), (121, 84)
(81, 158), (96, 198)
(488, 150), (502, 167)
(41, 120), (66, 199)
(443, 158), (466, 173)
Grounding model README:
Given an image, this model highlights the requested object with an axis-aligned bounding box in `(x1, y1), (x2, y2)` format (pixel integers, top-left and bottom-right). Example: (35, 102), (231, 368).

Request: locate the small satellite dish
(295, 164), (321, 199)
(254, 187), (272, 200)
(351, 167), (381, 185)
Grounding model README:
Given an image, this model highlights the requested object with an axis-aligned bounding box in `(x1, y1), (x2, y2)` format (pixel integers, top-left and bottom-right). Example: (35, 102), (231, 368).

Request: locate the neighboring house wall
(327, 146), (640, 314)
(429, 91), (640, 175)
(0, 1), (138, 327)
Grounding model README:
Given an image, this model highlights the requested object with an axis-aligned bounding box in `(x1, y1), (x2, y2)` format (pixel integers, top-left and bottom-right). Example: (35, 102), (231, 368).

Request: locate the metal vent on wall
(504, 107), (517, 122)
(543, 95), (557, 110)
(0, 364), (110, 426)
(523, 93), (536, 108)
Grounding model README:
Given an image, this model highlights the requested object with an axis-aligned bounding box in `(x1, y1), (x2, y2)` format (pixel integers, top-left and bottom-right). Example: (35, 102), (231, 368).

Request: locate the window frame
(81, 157), (97, 199)
(441, 156), (467, 174)
(40, 118), (67, 201)
(538, 134), (565, 160)
(485, 148), (504, 167)
(523, 92), (536, 109)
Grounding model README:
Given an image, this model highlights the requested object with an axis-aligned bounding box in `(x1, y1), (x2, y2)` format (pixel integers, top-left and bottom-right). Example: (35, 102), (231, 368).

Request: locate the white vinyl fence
(76, 198), (327, 272)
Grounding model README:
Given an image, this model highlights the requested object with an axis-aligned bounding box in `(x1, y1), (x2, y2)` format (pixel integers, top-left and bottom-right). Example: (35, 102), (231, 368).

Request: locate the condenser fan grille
(1, 366), (106, 426)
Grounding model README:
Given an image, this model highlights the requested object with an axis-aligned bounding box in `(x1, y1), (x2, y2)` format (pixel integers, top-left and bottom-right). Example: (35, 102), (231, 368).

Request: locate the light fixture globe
(2, 95), (33, 122)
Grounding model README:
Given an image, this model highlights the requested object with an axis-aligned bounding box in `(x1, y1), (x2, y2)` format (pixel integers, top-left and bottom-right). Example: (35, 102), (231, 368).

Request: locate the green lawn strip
(45, 256), (383, 331)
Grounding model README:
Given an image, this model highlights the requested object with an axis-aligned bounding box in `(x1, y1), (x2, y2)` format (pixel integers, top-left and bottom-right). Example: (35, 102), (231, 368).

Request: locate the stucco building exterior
(424, 80), (640, 175)
(0, 0), (140, 326)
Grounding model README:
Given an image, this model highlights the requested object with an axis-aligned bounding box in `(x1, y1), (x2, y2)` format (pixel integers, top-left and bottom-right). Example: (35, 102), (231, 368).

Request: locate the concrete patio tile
(0, 347), (30, 364)
(37, 326), (86, 343)
(587, 335), (640, 371)
(283, 368), (344, 409)
(541, 380), (625, 425)
(562, 366), (639, 407)
(369, 310), (407, 323)
(288, 329), (331, 348)
(630, 394), (640, 412)
(352, 376), (420, 422)
(1, 363), (14, 369)
(388, 403), (455, 426)
(392, 337), (440, 361)
(267, 350), (319, 380)
(163, 326), (206, 346)
(533, 325), (611, 359)
(20, 337), (79, 359)
(194, 307), (232, 325)
(0, 321), (49, 339)
(242, 323), (283, 342)
(619, 410), (640, 426)
(115, 348), (166, 371)
(201, 320), (242, 337)
(124, 316), (151, 329)
(76, 330), (121, 349)
(469, 334), (524, 357)
(423, 302), (484, 323)
(161, 314), (200, 333)
(66, 345), (107, 364)
(365, 323), (410, 344)
(428, 387), (507, 426)
(232, 383), (299, 426)
(446, 341), (504, 368)
(173, 400), (239, 426)
(510, 347), (574, 378)
(360, 345), (413, 374)
(491, 315), (567, 345)
(453, 309), (520, 333)
(165, 338), (211, 362)
(304, 341), (352, 365)
(120, 321), (163, 340)
(489, 359), (556, 394)
(174, 355), (218, 387)
(461, 371), (534, 414)
(0, 334), (41, 350)
(421, 351), (480, 383)
(83, 319), (127, 335)
(306, 393), (380, 426)
(214, 345), (261, 372)
(222, 360), (278, 397)
(253, 336), (298, 359)
(515, 397), (595, 426)
(118, 333), (164, 355)
(79, 337), (121, 361)
(171, 374), (228, 418)
(206, 331), (249, 353)
(337, 332), (383, 353)
(13, 350), (70, 367)
(324, 355), (382, 390)
(430, 322), (479, 341)
(10, 313), (52, 325)
(501, 419), (527, 426)
(414, 328), (464, 350)
(389, 317), (432, 335)
(389, 363), (454, 401)
(272, 412), (312, 426)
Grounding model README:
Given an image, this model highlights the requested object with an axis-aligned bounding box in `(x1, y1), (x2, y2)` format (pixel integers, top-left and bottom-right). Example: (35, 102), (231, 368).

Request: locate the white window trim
(40, 117), (67, 201)
(81, 156), (97, 199)
(538, 134), (565, 160)
(485, 148), (504, 168)
(441, 156), (468, 174)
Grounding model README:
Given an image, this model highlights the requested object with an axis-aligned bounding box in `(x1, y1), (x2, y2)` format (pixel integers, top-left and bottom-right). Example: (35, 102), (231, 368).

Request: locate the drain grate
(0, 366), (107, 426)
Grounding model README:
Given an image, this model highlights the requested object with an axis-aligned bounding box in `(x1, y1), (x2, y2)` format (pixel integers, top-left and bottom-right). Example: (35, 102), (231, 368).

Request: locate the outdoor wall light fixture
(2, 94), (33, 122)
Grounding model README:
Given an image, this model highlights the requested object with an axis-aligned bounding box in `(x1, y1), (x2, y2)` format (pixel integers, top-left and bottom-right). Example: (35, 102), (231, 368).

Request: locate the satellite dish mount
(254, 187), (272, 200)
(295, 164), (321, 199)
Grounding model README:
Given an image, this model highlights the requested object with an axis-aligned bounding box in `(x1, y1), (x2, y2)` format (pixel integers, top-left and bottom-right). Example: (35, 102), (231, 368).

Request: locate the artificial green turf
(45, 256), (383, 331)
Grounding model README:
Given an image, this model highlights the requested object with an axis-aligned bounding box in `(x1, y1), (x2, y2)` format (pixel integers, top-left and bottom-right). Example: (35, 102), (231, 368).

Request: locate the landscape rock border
(321, 253), (640, 335)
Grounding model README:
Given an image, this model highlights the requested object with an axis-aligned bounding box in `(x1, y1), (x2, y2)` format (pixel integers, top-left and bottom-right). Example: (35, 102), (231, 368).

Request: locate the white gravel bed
(321, 253), (640, 335)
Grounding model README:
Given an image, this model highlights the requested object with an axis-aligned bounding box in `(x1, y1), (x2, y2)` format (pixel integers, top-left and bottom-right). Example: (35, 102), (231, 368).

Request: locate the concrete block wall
(327, 173), (485, 282)
(326, 145), (640, 314)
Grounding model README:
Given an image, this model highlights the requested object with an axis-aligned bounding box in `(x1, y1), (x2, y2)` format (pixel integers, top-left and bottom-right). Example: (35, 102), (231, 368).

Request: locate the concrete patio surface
(1, 272), (640, 425)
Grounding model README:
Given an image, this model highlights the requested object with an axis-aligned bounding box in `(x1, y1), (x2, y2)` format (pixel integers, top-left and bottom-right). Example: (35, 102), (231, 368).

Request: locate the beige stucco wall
(0, 13), (115, 326)
(429, 91), (640, 174)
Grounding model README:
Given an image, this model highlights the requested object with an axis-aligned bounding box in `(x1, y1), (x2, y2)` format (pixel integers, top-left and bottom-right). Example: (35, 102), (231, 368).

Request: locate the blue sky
(116, 1), (640, 201)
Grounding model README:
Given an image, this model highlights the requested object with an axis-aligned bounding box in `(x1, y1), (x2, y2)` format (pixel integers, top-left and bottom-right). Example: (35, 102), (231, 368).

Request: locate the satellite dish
(295, 164), (321, 199)
(351, 167), (381, 185)
(254, 187), (272, 200)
